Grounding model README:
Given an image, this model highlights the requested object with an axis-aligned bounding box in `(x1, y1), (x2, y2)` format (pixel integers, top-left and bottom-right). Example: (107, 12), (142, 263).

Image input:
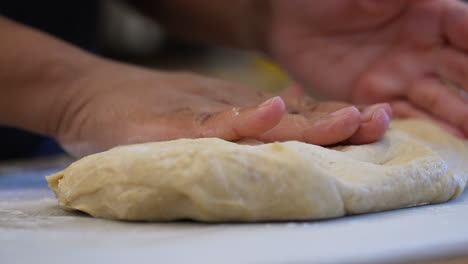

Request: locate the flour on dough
(46, 120), (468, 222)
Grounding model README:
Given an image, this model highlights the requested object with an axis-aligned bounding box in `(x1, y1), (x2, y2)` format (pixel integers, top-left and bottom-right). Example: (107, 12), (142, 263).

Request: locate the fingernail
(259, 96), (280, 108)
(330, 106), (359, 117)
(372, 108), (390, 123)
(362, 104), (391, 122)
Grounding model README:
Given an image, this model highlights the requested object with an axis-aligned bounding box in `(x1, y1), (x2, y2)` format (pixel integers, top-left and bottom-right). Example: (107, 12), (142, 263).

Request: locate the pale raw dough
(46, 120), (468, 222)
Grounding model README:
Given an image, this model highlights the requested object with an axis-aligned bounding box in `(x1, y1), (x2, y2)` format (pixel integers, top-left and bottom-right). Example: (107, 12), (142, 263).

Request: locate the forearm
(128, 0), (269, 51)
(0, 16), (98, 136)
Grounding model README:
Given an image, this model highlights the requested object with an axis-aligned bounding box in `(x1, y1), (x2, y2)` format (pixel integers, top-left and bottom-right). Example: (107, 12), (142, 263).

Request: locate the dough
(46, 120), (468, 222)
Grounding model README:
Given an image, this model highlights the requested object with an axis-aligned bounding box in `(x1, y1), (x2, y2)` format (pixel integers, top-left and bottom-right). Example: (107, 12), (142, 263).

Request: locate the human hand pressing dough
(56, 59), (391, 157)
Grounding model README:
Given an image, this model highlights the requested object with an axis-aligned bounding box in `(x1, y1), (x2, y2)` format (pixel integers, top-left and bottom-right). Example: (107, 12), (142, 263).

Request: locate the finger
(257, 106), (361, 145)
(346, 103), (392, 144)
(407, 77), (468, 135)
(282, 82), (306, 97)
(390, 100), (465, 138)
(443, 0), (468, 51)
(198, 96), (286, 140)
(355, 103), (393, 117)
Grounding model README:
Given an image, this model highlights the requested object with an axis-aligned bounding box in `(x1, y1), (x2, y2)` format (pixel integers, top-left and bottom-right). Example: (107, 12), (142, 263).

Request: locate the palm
(269, 0), (468, 136)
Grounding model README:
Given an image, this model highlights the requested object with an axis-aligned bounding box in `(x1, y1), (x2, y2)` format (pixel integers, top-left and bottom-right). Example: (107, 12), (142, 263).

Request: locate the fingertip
(373, 108), (391, 130)
(328, 106), (362, 136)
(270, 96), (287, 113)
(380, 103), (393, 117)
(347, 108), (390, 145)
(257, 96), (286, 122)
(361, 103), (392, 121)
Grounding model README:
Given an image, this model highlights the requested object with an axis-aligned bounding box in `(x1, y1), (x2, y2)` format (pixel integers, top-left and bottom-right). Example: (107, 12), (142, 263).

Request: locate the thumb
(197, 96), (286, 140)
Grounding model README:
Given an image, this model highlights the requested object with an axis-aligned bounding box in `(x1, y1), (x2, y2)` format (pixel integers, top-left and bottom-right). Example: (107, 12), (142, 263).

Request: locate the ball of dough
(46, 120), (468, 222)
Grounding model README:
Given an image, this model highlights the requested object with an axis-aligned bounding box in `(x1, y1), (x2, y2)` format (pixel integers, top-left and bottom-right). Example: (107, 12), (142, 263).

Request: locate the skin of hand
(263, 0), (468, 137)
(0, 17), (391, 158)
(56, 59), (391, 157)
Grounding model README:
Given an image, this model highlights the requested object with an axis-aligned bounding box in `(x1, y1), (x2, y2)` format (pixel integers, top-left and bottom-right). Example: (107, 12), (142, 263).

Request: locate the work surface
(1, 156), (467, 264)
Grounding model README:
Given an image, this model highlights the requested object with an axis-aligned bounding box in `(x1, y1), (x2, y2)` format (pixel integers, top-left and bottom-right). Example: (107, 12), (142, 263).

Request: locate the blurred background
(99, 0), (290, 94)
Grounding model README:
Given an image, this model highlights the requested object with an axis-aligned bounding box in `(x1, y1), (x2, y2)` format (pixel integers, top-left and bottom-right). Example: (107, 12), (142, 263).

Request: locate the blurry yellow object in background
(251, 56), (290, 93)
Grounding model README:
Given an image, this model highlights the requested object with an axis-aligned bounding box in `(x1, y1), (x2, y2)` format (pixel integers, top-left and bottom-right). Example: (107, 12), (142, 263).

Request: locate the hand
(265, 0), (468, 137)
(54, 59), (391, 157)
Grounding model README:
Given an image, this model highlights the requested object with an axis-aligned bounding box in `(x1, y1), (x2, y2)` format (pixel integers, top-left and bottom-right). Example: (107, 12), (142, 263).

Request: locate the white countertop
(1, 156), (467, 264)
